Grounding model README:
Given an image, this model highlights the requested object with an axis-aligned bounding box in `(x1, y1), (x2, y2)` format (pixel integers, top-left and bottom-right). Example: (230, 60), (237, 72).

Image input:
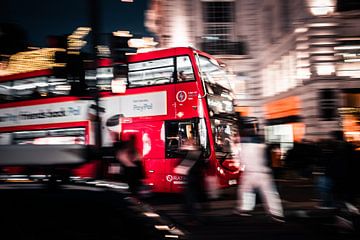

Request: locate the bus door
(165, 119), (202, 192)
(120, 121), (167, 192)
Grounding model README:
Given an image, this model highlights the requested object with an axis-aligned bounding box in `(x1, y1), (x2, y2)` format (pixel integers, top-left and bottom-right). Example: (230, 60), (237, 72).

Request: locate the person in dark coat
(115, 135), (145, 196)
(174, 138), (207, 223)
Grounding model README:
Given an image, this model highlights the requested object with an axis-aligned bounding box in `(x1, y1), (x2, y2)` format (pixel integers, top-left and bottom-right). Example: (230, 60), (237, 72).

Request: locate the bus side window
(165, 121), (181, 158)
(0, 82), (13, 103)
(176, 56), (195, 82)
(128, 58), (174, 88)
(165, 120), (199, 158)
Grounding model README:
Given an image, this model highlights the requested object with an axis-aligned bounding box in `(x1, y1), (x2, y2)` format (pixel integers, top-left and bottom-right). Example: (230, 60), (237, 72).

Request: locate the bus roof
(0, 69), (53, 82)
(126, 46), (219, 64)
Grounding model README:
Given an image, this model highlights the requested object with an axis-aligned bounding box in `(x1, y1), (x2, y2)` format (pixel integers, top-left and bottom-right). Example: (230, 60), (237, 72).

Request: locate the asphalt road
(146, 178), (360, 240)
(0, 182), (179, 240)
(1, 178), (358, 240)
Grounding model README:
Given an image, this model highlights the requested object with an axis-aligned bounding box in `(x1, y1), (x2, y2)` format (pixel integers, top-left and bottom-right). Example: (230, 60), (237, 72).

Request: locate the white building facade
(146, 0), (360, 148)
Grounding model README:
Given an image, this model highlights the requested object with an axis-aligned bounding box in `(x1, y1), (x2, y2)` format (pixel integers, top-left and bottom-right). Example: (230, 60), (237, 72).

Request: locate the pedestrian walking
(234, 134), (285, 222)
(114, 135), (146, 197)
(315, 139), (336, 209)
(174, 138), (207, 224)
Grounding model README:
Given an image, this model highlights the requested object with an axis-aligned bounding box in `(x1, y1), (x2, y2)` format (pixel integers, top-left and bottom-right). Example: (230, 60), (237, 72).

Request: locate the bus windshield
(197, 54), (239, 159)
(211, 116), (239, 159)
(198, 55), (231, 90)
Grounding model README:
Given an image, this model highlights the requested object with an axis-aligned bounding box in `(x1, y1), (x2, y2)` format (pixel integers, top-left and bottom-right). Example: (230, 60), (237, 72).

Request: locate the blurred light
(143, 212), (160, 217)
(311, 50), (335, 54)
(296, 68), (311, 79)
(97, 45), (111, 57)
(311, 41), (336, 45)
(316, 64), (335, 75)
(87, 181), (100, 185)
(113, 30), (133, 37)
(128, 38), (145, 48)
(337, 37), (360, 41)
(165, 235), (179, 239)
(30, 175), (47, 178)
(202, 36), (220, 40)
(295, 27), (308, 33)
(170, 5), (190, 47)
(128, 37), (158, 50)
(155, 225), (171, 231)
(307, 0), (336, 16)
(335, 46), (360, 50)
(344, 59), (360, 63)
(110, 185), (129, 189)
(308, 22), (338, 27)
(5, 178), (32, 183)
(111, 78), (127, 93)
(0, 48), (65, 76)
(33, 136), (85, 145)
(54, 85), (72, 91)
(68, 27), (91, 51)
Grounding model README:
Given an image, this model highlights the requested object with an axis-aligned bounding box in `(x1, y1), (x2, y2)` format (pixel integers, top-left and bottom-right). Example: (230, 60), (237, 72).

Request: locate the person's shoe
(271, 215), (285, 223)
(233, 209), (252, 216)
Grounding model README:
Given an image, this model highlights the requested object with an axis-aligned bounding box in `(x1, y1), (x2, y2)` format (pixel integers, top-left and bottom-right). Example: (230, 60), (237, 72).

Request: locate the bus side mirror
(111, 64), (128, 94)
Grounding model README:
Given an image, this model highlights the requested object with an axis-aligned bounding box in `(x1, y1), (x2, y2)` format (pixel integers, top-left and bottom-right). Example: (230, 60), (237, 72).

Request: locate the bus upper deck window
(176, 56), (195, 82)
(128, 58), (174, 88)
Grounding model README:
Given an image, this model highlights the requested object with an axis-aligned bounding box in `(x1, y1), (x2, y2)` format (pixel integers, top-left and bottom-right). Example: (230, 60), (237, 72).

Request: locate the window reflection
(0, 76), (71, 103)
(211, 118), (239, 159)
(198, 55), (231, 89)
(127, 56), (196, 88)
(12, 128), (86, 145)
(165, 120), (201, 158)
(176, 56), (195, 82)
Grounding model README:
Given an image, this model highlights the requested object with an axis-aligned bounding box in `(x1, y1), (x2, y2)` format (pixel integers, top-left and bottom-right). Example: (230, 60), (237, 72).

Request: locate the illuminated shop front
(339, 90), (360, 148)
(264, 96), (306, 156)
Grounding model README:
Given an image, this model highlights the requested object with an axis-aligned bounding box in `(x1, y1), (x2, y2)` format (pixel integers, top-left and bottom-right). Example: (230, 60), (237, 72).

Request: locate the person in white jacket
(234, 135), (285, 222)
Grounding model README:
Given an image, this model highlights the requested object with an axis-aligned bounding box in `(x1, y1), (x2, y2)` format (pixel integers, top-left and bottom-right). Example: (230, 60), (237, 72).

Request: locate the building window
(203, 1), (234, 23)
(263, 6), (274, 44)
(201, 1), (245, 55)
(280, 0), (290, 33)
(319, 89), (337, 121)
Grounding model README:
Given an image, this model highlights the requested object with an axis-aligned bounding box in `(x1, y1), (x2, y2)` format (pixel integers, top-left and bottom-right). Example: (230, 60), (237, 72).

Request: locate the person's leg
(258, 173), (284, 218)
(184, 173), (201, 220)
(236, 173), (256, 213)
(318, 175), (335, 208)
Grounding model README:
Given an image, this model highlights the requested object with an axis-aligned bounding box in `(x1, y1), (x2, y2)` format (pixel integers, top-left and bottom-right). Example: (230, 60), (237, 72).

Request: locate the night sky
(0, 0), (150, 47)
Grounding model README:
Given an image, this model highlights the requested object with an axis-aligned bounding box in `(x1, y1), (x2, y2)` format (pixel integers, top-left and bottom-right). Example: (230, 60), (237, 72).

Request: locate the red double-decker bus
(0, 47), (241, 192)
(101, 47), (241, 192)
(0, 69), (99, 179)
